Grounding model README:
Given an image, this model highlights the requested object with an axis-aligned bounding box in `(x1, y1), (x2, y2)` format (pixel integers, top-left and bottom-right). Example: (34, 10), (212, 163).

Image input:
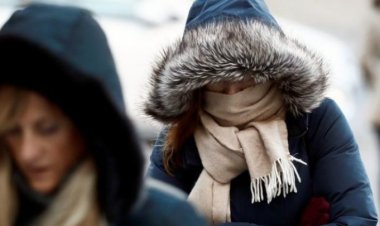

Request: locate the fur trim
(145, 20), (328, 122)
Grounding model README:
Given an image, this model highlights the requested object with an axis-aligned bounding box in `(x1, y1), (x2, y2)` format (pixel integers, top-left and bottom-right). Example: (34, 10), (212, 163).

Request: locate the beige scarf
(188, 83), (306, 225)
(0, 152), (106, 226)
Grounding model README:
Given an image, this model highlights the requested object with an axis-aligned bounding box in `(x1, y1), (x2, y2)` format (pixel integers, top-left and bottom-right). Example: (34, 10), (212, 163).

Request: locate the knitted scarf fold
(188, 83), (306, 225)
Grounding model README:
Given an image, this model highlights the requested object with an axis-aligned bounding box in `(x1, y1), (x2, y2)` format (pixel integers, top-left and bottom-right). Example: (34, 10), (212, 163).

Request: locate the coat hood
(0, 3), (143, 224)
(145, 0), (328, 122)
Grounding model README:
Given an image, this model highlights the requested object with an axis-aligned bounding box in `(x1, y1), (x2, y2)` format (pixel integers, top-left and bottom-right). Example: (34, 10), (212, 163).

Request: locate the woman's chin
(29, 180), (57, 195)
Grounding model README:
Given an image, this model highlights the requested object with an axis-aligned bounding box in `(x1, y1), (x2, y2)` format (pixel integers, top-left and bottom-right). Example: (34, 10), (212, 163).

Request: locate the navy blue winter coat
(149, 99), (377, 225)
(145, 0), (378, 225)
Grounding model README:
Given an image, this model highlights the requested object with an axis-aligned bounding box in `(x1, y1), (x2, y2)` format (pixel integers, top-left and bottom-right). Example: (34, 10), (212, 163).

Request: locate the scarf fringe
(250, 156), (307, 204)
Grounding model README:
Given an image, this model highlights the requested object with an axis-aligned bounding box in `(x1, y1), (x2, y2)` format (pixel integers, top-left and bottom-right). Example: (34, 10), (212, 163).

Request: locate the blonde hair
(0, 86), (26, 226)
(0, 86), (105, 226)
(0, 147), (17, 226)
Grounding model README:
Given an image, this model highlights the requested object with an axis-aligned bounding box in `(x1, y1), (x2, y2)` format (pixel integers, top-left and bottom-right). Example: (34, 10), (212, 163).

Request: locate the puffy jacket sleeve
(127, 185), (207, 226)
(306, 98), (378, 225)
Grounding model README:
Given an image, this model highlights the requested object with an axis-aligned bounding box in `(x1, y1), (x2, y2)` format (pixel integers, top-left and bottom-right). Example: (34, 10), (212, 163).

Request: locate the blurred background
(0, 0), (379, 217)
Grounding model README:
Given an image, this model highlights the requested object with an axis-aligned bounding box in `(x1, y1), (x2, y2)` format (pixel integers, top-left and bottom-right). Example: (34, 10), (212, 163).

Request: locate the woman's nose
(224, 84), (244, 94)
(20, 132), (42, 162)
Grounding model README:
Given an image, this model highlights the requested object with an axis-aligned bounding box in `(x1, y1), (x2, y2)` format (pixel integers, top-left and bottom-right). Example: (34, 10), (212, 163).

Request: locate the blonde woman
(0, 3), (206, 226)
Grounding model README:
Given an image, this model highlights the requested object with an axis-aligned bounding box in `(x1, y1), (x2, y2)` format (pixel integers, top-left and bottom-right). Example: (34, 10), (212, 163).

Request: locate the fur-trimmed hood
(145, 0), (328, 122)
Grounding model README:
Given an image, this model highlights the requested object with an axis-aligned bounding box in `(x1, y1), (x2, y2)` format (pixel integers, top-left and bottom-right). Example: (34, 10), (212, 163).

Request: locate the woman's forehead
(14, 92), (66, 124)
(206, 79), (257, 87)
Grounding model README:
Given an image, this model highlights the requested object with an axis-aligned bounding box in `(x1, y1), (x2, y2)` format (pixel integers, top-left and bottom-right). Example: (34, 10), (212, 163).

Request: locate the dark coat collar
(286, 112), (309, 138)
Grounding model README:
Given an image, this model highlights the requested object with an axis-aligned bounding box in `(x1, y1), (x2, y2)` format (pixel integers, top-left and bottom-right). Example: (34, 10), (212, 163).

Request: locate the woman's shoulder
(303, 97), (357, 155)
(307, 97), (346, 130)
(286, 97), (349, 145)
(309, 97), (341, 116)
(285, 98), (340, 137)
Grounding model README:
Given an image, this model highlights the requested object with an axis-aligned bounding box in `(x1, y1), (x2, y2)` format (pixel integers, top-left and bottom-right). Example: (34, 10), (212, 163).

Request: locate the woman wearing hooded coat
(0, 3), (206, 226)
(146, 0), (378, 225)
